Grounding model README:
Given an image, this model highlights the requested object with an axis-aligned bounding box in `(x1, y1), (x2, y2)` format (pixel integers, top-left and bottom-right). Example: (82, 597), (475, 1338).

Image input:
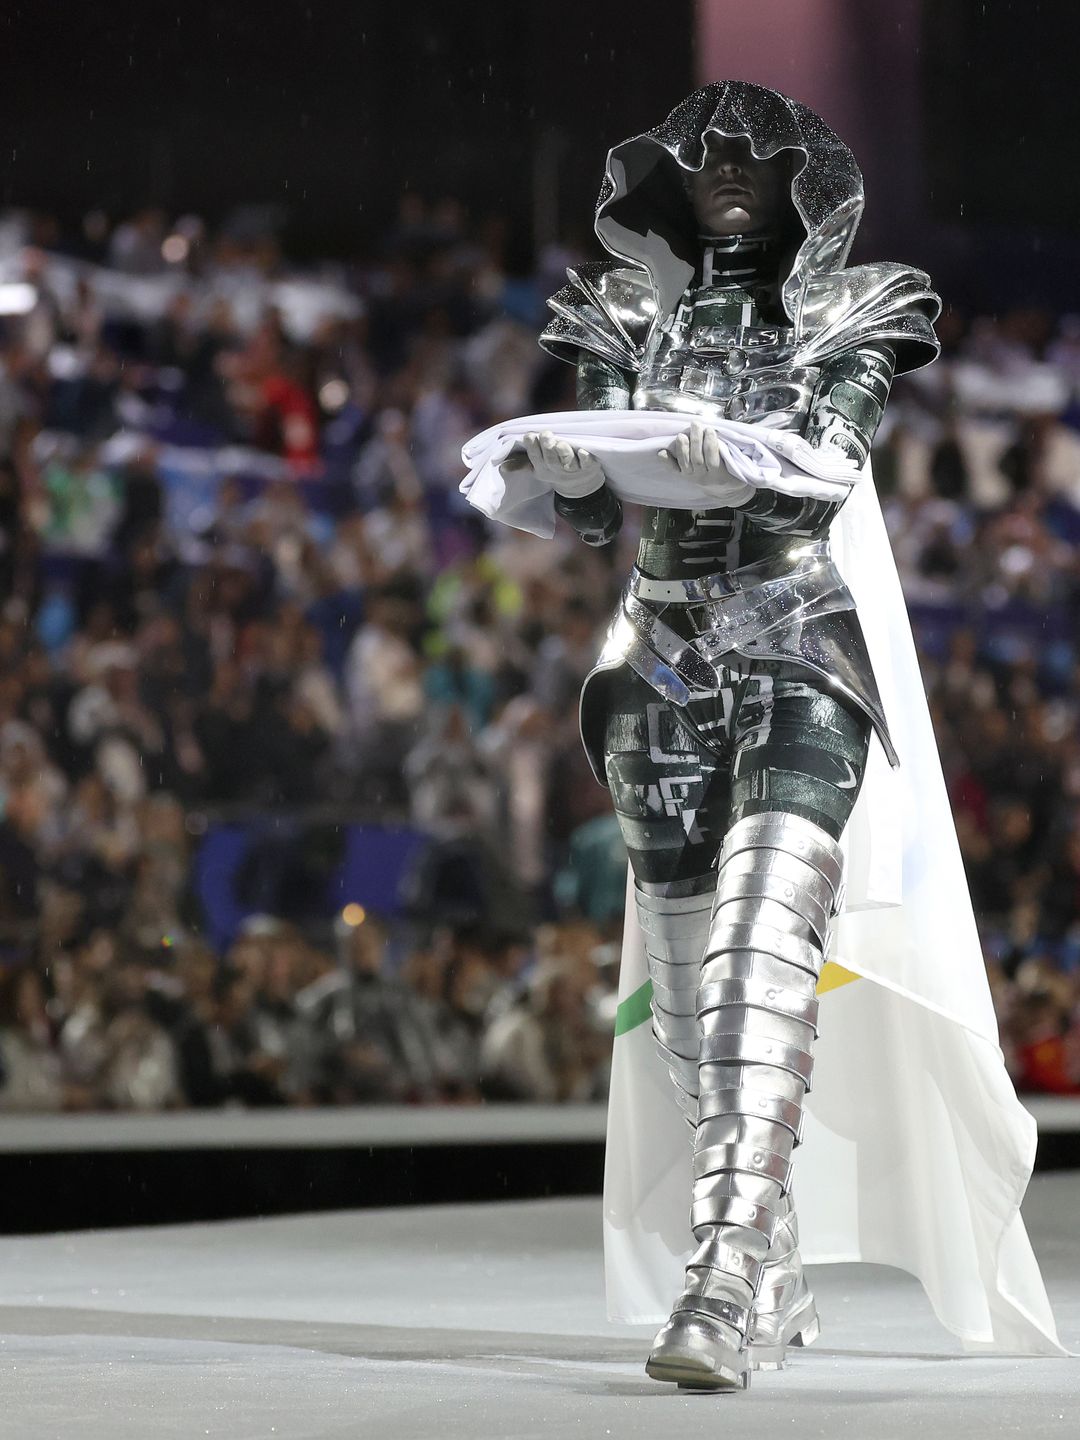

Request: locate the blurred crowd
(1, 200), (1080, 1108)
(0, 908), (615, 1111)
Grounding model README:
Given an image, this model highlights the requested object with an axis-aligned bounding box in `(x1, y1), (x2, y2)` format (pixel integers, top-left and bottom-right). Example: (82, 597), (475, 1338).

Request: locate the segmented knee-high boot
(636, 864), (823, 1371)
(645, 811), (844, 1391)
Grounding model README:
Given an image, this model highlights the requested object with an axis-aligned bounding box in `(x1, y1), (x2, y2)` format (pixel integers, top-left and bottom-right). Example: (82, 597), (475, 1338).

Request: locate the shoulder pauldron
(793, 263), (940, 375)
(540, 260), (940, 381)
(539, 262), (656, 373)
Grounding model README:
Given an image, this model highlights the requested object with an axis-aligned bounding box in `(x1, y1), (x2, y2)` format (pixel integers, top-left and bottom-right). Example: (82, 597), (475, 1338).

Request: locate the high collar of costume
(697, 232), (779, 289)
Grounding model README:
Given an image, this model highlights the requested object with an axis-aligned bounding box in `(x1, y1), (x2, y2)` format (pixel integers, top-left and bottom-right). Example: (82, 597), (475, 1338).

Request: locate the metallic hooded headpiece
(540, 80), (938, 379)
(595, 81), (864, 325)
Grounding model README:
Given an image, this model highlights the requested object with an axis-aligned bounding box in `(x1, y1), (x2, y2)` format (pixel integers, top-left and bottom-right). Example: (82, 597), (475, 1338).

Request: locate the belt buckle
(693, 595), (744, 651)
(698, 572), (738, 602)
(677, 365), (707, 393)
(687, 598), (718, 637)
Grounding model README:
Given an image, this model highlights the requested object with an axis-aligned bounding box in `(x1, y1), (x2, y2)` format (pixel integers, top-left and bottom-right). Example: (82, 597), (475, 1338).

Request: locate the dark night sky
(0, 1), (693, 259)
(923, 0), (1080, 231)
(5, 0), (1080, 305)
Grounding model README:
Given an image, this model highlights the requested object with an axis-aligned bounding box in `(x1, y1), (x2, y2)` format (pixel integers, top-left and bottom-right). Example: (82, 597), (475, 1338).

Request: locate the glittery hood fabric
(595, 81), (864, 324)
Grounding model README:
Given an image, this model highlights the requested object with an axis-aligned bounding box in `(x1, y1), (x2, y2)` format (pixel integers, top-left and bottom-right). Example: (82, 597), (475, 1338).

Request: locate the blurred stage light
(341, 903), (367, 927)
(162, 234), (190, 264)
(319, 378), (350, 412)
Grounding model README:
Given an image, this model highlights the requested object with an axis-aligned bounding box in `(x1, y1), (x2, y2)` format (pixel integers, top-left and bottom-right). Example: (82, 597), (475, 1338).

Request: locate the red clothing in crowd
(260, 373), (319, 466)
(1017, 1033), (1080, 1094)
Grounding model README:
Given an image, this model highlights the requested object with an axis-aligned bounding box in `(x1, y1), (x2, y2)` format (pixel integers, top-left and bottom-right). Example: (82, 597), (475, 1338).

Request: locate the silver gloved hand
(659, 419), (755, 505)
(500, 429), (606, 498)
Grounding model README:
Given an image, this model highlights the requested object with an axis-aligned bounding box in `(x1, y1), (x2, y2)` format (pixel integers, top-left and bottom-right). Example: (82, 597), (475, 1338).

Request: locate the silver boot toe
(645, 1298), (752, 1391)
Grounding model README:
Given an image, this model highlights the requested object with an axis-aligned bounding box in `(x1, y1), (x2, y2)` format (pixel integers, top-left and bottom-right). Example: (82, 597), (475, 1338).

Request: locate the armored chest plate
(633, 304), (819, 426)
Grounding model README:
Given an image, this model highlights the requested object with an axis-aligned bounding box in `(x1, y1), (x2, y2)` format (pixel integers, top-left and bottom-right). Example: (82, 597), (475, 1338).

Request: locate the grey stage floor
(0, 1176), (1077, 1440)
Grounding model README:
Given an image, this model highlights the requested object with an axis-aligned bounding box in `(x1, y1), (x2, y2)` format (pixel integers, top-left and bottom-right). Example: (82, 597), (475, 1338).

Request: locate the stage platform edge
(1, 1098), (1077, 1234)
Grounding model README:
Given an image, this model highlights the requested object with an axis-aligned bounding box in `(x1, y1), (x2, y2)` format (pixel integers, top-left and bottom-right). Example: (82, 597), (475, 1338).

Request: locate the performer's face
(688, 134), (790, 236)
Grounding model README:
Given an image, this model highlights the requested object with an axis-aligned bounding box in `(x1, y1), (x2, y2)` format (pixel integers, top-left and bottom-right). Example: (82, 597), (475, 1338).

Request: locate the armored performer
(467, 77), (1060, 1390)
(514, 81), (940, 1391)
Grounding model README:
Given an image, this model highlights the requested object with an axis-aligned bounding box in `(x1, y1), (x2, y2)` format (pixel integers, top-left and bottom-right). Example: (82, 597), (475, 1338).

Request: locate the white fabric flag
(461, 410), (1064, 1355)
(461, 409), (856, 538)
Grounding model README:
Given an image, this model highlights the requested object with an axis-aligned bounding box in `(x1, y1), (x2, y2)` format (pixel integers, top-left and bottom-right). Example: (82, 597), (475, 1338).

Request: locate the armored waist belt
(618, 544), (854, 701)
(628, 543), (833, 602)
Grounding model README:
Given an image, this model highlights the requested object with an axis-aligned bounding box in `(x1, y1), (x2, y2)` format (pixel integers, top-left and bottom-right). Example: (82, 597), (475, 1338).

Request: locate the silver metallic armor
(633, 852), (817, 1370)
(541, 84), (939, 773)
(534, 81), (940, 1391)
(644, 810), (843, 1387)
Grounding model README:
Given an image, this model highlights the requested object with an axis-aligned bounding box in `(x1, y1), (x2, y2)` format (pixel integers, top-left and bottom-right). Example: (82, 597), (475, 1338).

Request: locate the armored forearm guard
(803, 340), (895, 467)
(554, 485), (623, 546)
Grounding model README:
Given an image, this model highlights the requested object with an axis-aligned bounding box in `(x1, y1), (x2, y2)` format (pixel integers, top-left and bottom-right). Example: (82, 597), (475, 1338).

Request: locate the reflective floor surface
(1, 1173), (1077, 1439)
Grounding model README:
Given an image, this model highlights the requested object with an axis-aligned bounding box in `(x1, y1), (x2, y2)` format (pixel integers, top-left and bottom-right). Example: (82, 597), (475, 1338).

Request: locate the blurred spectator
(296, 912), (435, 1103)
(0, 966), (67, 1109)
(345, 588), (425, 804)
(481, 955), (610, 1102)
